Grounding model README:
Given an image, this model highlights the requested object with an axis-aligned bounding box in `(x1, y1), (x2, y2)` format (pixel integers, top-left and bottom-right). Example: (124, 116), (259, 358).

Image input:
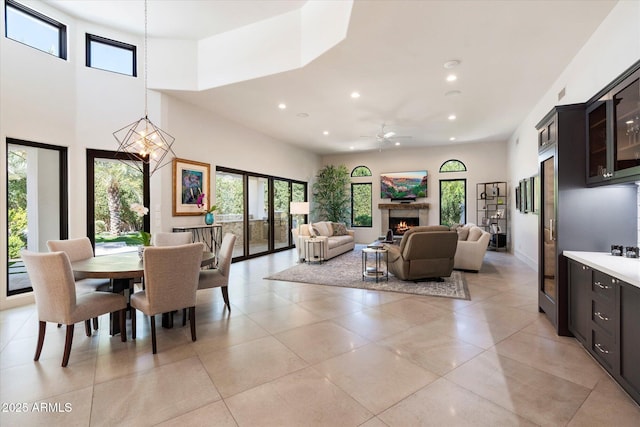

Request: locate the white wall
(323, 139), (508, 243)
(507, 0), (640, 269)
(0, 3), (320, 309)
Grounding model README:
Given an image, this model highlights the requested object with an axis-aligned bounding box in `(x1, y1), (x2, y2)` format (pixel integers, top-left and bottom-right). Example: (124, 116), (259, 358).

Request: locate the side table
(362, 247), (388, 282)
(305, 237), (326, 264)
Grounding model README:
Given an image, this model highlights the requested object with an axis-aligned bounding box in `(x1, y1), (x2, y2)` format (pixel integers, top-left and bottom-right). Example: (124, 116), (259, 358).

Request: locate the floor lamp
(290, 202), (309, 234)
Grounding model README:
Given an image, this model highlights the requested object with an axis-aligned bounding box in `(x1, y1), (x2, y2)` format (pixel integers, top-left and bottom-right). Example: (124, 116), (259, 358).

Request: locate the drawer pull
(594, 312), (609, 321)
(594, 281), (611, 290)
(595, 343), (610, 354)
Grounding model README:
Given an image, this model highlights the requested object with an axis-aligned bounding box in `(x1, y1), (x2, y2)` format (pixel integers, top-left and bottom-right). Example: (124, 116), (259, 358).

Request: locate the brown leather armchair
(384, 226), (458, 281)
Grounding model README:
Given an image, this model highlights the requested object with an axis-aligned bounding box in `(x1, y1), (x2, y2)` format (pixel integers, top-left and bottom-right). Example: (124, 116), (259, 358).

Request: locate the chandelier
(113, 0), (176, 176)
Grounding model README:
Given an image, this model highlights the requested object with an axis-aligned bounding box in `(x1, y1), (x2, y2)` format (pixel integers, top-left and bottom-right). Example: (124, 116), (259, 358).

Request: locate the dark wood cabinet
(587, 60), (640, 185)
(619, 282), (640, 403)
(567, 259), (590, 346)
(565, 257), (639, 405)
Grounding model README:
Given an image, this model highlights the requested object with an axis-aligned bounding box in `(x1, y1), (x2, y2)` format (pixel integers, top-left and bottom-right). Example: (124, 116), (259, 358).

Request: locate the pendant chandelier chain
(144, 0), (148, 118)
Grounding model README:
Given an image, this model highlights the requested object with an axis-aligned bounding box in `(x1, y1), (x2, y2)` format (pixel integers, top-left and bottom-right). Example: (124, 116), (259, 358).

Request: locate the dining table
(71, 250), (215, 335)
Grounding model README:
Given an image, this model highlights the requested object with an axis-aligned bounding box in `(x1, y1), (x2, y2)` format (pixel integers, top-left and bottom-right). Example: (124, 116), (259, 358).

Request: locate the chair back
(21, 250), (77, 323)
(154, 232), (192, 246)
(217, 233), (237, 277)
(401, 228), (458, 261)
(142, 242), (204, 314)
(47, 237), (94, 262)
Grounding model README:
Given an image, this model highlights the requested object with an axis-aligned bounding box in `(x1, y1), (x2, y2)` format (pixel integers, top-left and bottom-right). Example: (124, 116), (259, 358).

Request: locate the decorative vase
(205, 212), (214, 225)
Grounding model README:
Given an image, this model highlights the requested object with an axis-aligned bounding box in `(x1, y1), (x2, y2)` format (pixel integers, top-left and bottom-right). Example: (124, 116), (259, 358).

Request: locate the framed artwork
(519, 179), (527, 212)
(525, 177), (533, 213)
(172, 158), (210, 216)
(532, 174), (540, 215)
(515, 186), (521, 212)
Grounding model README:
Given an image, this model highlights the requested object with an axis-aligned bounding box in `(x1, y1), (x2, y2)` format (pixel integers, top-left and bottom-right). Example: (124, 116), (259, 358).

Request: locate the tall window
(86, 33), (136, 76)
(351, 165), (372, 227)
(439, 159), (467, 226)
(87, 150), (149, 255)
(6, 138), (68, 296)
(5, 0), (67, 59)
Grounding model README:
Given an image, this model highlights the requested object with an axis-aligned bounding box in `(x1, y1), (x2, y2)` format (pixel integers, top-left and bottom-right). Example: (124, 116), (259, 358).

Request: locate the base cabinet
(566, 257), (639, 405)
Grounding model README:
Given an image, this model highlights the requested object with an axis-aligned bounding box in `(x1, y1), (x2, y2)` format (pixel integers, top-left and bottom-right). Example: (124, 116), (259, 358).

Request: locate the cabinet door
(619, 282), (640, 403)
(612, 69), (640, 179)
(567, 260), (590, 345)
(586, 99), (610, 184)
(539, 153), (557, 327)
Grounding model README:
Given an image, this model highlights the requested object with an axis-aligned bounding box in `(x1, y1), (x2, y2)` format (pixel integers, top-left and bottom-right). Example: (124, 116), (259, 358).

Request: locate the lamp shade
(290, 202), (309, 215)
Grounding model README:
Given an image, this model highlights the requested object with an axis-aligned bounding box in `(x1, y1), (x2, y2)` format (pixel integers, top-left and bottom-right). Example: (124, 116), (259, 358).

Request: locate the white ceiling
(48, 0), (618, 155)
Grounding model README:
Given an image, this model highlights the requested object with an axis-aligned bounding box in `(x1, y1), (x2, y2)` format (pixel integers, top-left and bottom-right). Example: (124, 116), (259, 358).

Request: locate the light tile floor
(1, 250), (639, 426)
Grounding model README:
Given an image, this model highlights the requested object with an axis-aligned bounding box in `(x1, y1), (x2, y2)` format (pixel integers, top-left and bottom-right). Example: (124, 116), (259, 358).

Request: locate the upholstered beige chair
(198, 233), (236, 311)
(47, 237), (111, 329)
(21, 250), (127, 367)
(153, 231), (192, 246)
(385, 226), (458, 281)
(131, 242), (204, 354)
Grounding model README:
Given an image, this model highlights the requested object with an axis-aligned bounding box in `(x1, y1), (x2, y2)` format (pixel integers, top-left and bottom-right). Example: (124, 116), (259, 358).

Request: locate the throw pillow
(332, 222), (348, 236)
(468, 227), (483, 242)
(314, 221), (332, 237)
(457, 227), (470, 241)
(307, 223), (319, 237)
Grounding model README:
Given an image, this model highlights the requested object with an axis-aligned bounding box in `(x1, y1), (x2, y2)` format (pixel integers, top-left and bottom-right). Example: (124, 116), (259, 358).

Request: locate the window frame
(351, 182), (372, 228)
(439, 159), (467, 173)
(85, 33), (137, 76)
(4, 0), (67, 59)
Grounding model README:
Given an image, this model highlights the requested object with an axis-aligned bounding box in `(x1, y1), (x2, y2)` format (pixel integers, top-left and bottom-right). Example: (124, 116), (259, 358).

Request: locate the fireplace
(378, 202), (429, 236)
(389, 217), (420, 235)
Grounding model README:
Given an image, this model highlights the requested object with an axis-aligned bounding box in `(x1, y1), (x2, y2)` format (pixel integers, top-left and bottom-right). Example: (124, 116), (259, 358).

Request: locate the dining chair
(21, 250), (127, 367)
(153, 231), (193, 246)
(130, 242), (204, 354)
(198, 233), (237, 311)
(47, 237), (111, 330)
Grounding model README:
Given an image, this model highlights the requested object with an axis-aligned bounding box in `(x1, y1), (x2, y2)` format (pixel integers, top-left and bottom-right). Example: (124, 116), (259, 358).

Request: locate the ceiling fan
(361, 123), (411, 149)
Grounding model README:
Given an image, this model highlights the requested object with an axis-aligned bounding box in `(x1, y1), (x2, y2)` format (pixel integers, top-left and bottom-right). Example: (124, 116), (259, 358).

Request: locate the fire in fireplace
(389, 217), (420, 235)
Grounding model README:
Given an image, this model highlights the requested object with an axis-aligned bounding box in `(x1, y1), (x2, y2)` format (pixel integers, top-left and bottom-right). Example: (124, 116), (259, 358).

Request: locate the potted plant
(130, 203), (151, 259)
(312, 164), (351, 223)
(196, 194), (217, 225)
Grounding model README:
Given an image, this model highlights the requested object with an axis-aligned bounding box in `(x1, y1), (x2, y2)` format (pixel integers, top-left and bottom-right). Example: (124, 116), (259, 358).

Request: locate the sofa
(384, 225), (458, 281)
(292, 221), (355, 261)
(453, 223), (491, 272)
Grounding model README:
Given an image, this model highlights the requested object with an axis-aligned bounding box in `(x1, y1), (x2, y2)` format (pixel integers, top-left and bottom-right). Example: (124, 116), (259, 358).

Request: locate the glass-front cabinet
(587, 62), (640, 185)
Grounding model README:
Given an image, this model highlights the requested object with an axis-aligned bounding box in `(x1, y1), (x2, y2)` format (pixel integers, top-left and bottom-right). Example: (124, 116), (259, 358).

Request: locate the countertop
(563, 251), (640, 289)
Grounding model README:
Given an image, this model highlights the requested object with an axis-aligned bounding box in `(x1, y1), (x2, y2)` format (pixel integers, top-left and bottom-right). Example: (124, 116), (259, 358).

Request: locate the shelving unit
(476, 182), (508, 250)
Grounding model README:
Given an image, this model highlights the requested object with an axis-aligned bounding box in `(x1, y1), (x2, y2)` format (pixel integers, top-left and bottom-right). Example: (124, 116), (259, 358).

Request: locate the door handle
(549, 219), (555, 241)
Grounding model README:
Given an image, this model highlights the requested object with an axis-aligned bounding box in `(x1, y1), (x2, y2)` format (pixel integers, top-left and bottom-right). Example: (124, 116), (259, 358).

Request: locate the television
(380, 171), (427, 200)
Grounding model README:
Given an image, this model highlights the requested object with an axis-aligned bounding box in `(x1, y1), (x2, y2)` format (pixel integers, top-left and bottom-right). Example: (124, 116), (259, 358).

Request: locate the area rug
(265, 246), (470, 300)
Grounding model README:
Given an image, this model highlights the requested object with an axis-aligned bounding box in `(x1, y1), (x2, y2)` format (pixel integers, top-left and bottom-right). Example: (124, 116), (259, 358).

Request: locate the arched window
(351, 166), (372, 177)
(351, 166), (372, 227)
(439, 159), (467, 173)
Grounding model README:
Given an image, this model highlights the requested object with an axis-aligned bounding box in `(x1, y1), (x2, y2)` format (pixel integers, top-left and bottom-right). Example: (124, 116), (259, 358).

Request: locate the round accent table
(362, 247), (388, 282)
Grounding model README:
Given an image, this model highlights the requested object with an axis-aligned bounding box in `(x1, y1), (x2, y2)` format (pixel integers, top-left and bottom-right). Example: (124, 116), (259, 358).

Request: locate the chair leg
(119, 309), (127, 342)
(131, 308), (136, 340)
(189, 307), (196, 342)
(34, 321), (46, 361)
(93, 317), (99, 330)
(62, 324), (74, 367)
(85, 320), (92, 337)
(182, 308), (187, 326)
(150, 315), (157, 354)
(221, 286), (231, 311)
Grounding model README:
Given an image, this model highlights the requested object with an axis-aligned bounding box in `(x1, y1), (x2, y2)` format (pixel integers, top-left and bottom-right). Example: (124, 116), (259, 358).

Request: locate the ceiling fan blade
(383, 131), (396, 138)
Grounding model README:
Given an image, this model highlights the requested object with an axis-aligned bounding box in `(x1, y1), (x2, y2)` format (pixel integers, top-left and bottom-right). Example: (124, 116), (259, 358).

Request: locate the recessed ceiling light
(394, 142), (401, 146)
(278, 103), (286, 109)
(350, 91), (360, 99)
(448, 114), (457, 121)
(445, 90), (461, 97)
(444, 59), (461, 69)
(349, 146), (355, 150)
(296, 112), (309, 118)
(446, 74), (457, 82)
(323, 131), (329, 135)
(449, 137), (456, 141)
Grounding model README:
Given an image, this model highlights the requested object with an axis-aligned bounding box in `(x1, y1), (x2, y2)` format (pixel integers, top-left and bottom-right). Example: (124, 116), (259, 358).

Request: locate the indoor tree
(312, 164), (351, 224)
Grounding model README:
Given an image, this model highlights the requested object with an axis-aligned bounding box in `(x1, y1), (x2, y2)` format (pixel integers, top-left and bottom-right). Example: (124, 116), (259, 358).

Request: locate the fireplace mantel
(378, 203), (430, 210)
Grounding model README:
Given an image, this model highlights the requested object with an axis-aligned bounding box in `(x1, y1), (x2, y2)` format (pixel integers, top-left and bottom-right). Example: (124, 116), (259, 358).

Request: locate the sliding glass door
(216, 167), (306, 261)
(6, 139), (67, 296)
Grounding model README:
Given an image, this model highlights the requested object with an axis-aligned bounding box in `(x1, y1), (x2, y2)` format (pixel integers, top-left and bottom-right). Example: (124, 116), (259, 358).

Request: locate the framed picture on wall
(519, 179), (527, 212)
(172, 158), (210, 216)
(515, 186), (521, 212)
